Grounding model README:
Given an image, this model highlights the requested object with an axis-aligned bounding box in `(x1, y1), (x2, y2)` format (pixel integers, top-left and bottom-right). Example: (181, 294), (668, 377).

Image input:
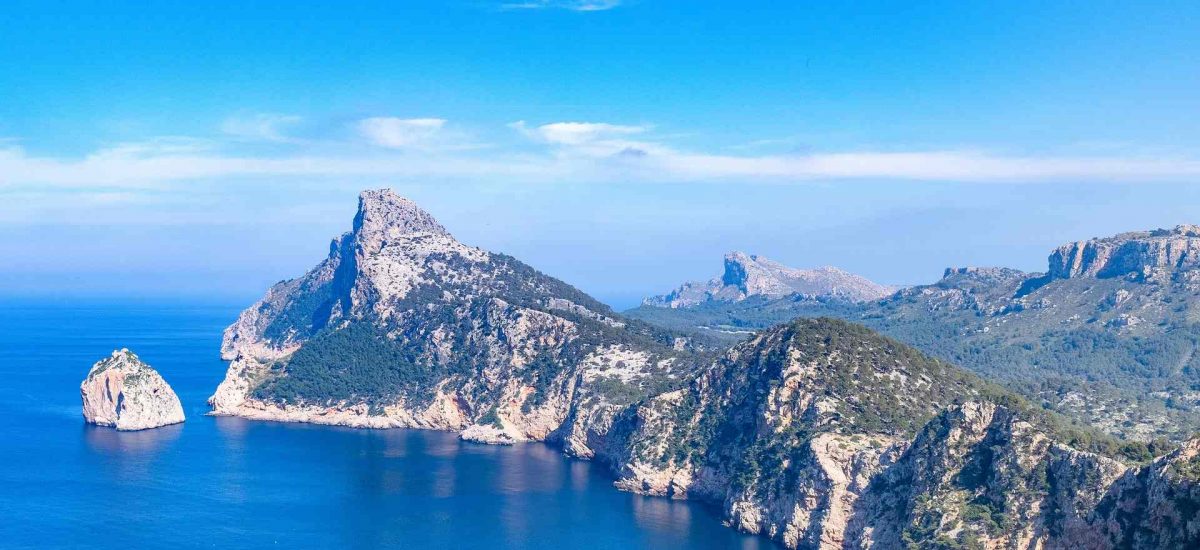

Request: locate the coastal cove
(0, 299), (770, 549)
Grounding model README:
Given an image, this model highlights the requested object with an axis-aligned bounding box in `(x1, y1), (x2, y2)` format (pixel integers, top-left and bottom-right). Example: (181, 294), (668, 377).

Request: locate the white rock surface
(81, 349), (185, 431)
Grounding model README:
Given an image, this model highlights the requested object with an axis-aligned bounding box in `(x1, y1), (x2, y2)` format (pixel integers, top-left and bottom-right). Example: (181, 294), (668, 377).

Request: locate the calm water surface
(0, 299), (770, 549)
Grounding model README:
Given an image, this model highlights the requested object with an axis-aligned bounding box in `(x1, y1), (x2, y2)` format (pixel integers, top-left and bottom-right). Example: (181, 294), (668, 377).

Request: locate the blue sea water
(0, 299), (770, 549)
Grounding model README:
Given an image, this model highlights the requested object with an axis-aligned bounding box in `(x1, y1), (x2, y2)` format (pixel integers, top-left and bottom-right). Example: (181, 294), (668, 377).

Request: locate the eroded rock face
(1048, 224), (1200, 282)
(81, 349), (185, 431)
(643, 251), (895, 308)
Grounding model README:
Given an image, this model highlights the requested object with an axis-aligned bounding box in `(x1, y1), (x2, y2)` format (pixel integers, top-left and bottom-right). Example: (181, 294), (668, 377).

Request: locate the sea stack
(81, 349), (185, 430)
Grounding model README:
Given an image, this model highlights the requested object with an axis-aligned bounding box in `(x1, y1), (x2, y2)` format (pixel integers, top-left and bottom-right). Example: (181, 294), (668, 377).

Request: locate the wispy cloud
(357, 117), (484, 152)
(220, 113), (303, 143)
(4, 117), (1200, 190)
(510, 121), (647, 145)
(509, 120), (667, 158)
(500, 0), (621, 11)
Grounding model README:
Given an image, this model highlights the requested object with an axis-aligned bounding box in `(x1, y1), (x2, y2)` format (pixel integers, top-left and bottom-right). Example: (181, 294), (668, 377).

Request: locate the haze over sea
(0, 299), (768, 549)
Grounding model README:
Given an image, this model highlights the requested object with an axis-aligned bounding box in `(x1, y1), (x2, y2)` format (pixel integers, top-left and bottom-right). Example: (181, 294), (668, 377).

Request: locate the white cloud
(220, 113), (302, 142)
(4, 118), (1200, 190)
(510, 120), (647, 145)
(4, 143), (1199, 189)
(356, 117), (487, 153)
(500, 0), (621, 11)
(358, 117), (447, 149)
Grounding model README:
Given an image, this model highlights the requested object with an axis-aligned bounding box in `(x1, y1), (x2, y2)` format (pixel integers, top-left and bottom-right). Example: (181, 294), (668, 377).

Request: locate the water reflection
(81, 423), (184, 486)
(632, 494), (694, 536)
(83, 423), (182, 455)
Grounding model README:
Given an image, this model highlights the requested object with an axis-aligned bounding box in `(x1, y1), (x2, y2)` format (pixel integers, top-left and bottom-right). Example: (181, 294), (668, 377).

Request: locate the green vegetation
(252, 321), (434, 406)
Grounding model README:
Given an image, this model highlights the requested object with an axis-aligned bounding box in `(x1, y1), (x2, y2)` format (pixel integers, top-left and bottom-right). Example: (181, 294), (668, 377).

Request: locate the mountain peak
(645, 252), (894, 308)
(352, 189), (449, 253)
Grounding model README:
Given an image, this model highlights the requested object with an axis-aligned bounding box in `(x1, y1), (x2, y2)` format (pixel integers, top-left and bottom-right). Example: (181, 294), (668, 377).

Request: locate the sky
(2, 1), (1199, 309)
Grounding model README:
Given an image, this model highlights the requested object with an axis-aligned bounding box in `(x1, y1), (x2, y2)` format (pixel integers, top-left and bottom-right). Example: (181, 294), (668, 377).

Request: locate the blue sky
(2, 1), (1199, 308)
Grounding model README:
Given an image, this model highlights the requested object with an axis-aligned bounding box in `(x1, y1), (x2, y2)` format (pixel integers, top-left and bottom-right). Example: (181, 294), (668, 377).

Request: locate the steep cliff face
(643, 252), (894, 308)
(81, 349), (185, 431)
(210, 189), (689, 455)
(851, 401), (1130, 549)
(1048, 224), (1200, 282)
(1091, 438), (1200, 548)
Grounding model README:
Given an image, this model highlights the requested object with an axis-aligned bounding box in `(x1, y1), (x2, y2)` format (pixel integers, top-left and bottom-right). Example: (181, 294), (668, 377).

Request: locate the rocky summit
(81, 349), (185, 431)
(210, 188), (691, 453)
(643, 251), (895, 308)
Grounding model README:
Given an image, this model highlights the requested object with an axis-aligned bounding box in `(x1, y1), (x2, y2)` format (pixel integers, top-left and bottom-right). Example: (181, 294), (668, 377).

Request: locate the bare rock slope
(81, 349), (185, 430)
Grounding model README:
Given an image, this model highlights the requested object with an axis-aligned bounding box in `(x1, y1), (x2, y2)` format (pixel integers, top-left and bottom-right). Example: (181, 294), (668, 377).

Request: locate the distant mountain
(627, 225), (1200, 441)
(642, 251), (895, 308)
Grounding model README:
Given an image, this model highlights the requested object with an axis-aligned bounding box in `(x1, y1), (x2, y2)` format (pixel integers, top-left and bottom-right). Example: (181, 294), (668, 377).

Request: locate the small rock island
(81, 349), (185, 430)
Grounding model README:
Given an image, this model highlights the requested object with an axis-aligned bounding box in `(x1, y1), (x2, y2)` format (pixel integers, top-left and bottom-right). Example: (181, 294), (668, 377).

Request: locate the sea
(0, 299), (771, 549)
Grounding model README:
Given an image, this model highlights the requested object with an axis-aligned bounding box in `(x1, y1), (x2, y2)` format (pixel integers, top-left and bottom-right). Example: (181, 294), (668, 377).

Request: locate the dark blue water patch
(0, 299), (772, 549)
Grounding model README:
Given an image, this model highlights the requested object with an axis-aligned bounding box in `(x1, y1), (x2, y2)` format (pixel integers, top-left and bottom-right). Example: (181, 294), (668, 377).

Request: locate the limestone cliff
(81, 349), (185, 431)
(643, 252), (894, 308)
(1048, 224), (1200, 282)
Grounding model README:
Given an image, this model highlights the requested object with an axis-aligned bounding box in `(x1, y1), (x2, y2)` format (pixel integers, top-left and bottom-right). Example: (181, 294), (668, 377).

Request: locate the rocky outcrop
(1048, 224), (1200, 282)
(643, 252), (894, 308)
(209, 189), (689, 457)
(850, 401), (1130, 548)
(81, 349), (185, 431)
(1091, 438), (1200, 548)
